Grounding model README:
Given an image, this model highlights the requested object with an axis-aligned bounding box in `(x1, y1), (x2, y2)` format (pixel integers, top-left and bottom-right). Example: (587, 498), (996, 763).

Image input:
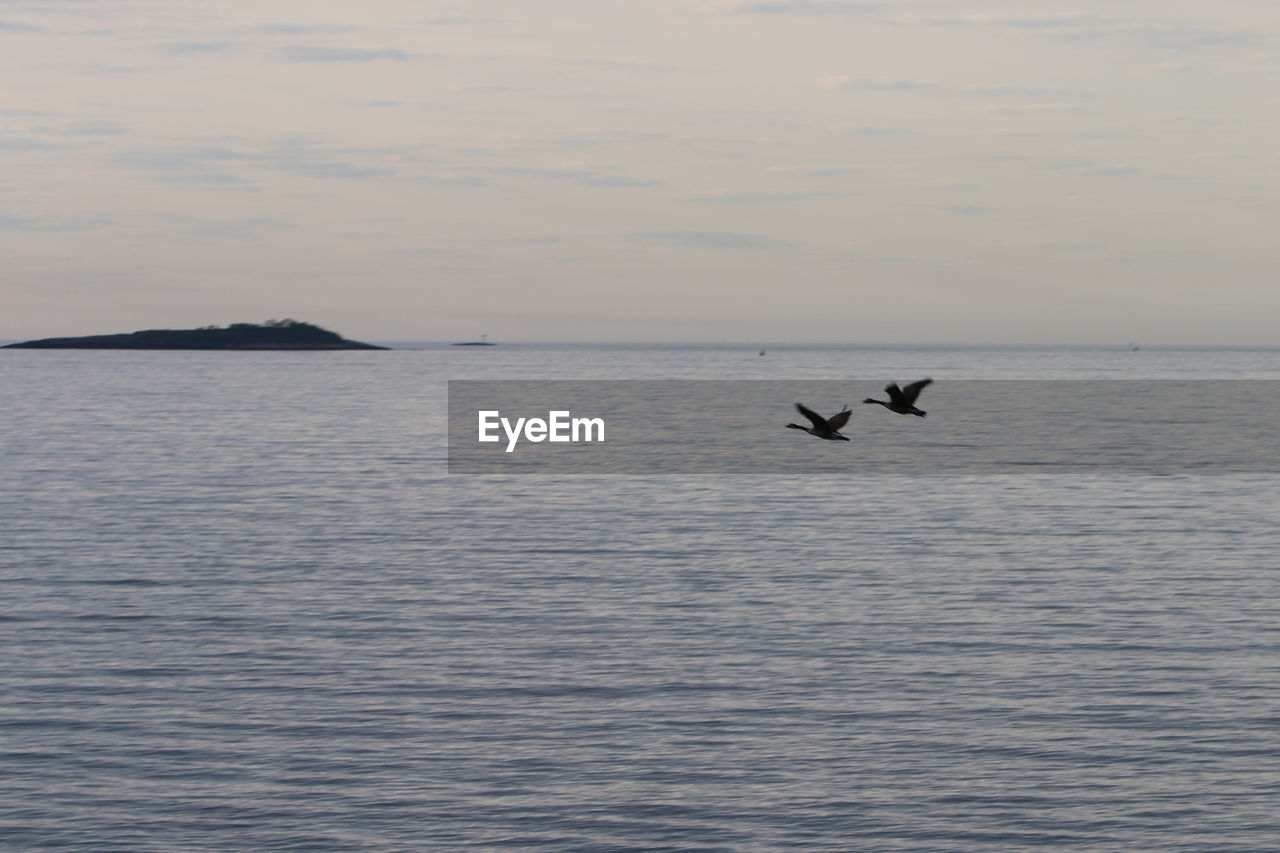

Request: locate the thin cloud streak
(634, 230), (795, 249)
(276, 46), (411, 63)
(155, 41), (235, 56)
(722, 1), (889, 16)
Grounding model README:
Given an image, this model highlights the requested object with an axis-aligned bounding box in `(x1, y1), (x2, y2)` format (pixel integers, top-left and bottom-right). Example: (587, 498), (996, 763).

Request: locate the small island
(3, 319), (388, 351)
(452, 334), (495, 346)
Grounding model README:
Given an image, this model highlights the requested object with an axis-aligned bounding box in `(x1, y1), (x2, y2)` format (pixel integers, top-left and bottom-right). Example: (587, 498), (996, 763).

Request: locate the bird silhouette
(864, 378), (932, 417)
(786, 403), (852, 441)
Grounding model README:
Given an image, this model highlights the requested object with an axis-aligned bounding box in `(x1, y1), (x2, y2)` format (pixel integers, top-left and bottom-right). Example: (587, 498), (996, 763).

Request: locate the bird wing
(884, 382), (904, 405)
(901, 378), (932, 404)
(794, 402), (826, 429)
(827, 409), (852, 432)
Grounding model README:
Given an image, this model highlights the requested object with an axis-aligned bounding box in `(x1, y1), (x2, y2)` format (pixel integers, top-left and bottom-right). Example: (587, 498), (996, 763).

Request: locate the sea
(4, 343), (1280, 852)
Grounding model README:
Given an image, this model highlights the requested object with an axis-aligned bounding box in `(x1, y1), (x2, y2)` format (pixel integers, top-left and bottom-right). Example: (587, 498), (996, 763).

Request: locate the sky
(2, 0), (1279, 344)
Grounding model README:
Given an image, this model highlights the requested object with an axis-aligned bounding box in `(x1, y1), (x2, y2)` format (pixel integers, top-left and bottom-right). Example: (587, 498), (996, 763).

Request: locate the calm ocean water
(4, 343), (1280, 851)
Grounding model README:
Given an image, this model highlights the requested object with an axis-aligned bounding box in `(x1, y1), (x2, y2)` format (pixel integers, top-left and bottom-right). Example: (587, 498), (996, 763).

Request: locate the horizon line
(6, 337), (1280, 350)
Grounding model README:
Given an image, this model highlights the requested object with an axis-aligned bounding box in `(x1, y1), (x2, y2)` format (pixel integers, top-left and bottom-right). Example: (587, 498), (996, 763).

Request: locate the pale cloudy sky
(3, 0), (1279, 343)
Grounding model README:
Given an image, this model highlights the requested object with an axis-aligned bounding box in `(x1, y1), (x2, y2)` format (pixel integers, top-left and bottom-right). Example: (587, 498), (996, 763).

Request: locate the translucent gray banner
(448, 380), (1280, 474)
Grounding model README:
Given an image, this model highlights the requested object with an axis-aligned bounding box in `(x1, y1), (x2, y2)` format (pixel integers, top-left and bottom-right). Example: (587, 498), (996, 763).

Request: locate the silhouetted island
(452, 334), (495, 346)
(3, 319), (388, 350)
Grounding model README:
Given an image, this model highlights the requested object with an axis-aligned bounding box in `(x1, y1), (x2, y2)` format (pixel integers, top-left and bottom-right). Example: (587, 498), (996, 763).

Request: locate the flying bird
(864, 378), (932, 417)
(786, 403), (852, 441)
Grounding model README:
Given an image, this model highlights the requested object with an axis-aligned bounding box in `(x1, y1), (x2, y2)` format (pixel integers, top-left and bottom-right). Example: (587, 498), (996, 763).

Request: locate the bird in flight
(864, 378), (933, 417)
(786, 403), (852, 441)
